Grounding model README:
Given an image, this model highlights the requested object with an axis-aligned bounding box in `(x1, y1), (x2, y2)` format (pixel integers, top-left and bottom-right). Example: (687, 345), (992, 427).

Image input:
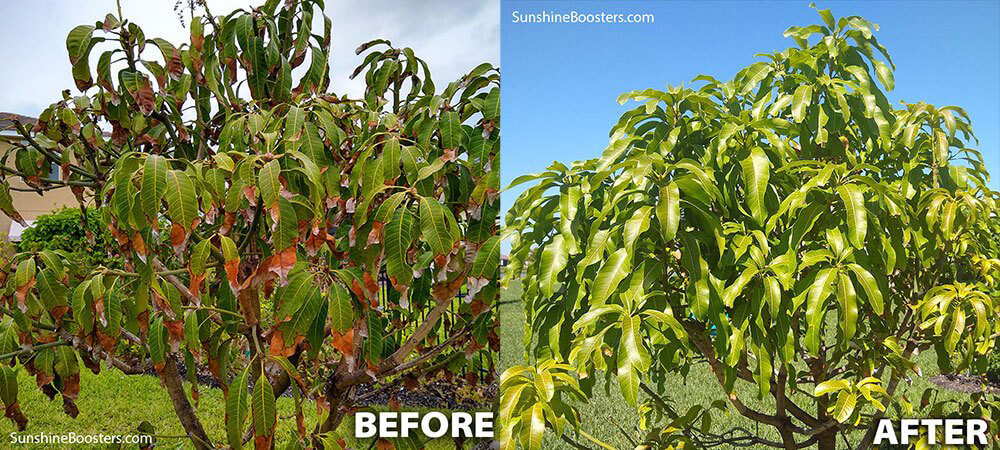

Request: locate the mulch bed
(120, 354), (494, 410)
(929, 373), (1000, 395)
(354, 379), (496, 410)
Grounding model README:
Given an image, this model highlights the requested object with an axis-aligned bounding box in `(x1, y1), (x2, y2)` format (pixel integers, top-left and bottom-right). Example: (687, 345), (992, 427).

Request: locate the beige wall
(0, 138), (79, 241)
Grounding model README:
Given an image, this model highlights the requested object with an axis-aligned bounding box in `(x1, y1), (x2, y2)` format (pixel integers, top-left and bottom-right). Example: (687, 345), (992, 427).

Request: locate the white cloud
(0, 0), (498, 116)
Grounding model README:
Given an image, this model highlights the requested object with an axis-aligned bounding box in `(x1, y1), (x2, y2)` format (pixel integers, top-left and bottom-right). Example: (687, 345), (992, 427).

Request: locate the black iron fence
(377, 271), (494, 382)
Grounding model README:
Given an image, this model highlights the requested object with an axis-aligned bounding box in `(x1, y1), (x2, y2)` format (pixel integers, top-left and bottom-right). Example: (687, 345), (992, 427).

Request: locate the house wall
(0, 138), (79, 241)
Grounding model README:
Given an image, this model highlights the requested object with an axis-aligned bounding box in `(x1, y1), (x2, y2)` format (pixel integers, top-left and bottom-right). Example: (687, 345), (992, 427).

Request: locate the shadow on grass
(0, 364), (478, 449)
(499, 282), (978, 449)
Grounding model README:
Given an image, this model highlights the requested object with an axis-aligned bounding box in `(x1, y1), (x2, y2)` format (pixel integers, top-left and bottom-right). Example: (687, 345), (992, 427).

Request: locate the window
(7, 220), (34, 241)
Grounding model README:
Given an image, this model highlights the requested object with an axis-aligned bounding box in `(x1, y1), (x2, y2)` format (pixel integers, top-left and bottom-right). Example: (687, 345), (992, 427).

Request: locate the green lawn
(500, 282), (976, 449)
(0, 365), (468, 449)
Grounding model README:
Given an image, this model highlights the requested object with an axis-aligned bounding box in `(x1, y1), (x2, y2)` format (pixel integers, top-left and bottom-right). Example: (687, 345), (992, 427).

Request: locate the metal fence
(377, 271), (493, 382)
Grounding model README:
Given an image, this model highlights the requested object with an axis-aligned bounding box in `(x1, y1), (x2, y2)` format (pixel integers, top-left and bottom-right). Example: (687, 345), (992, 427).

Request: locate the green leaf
(328, 283), (354, 333)
(373, 192), (407, 224)
(190, 240), (211, 275)
(590, 248), (630, 306)
(280, 285), (322, 342)
(815, 6), (836, 29)
(165, 170), (199, 230)
(740, 62), (773, 95)
(836, 271), (858, 342)
(934, 130), (949, 165)
(439, 111), (464, 150)
(520, 403), (544, 450)
(276, 271), (316, 320)
(945, 308), (965, 353)
(141, 155), (168, 218)
(617, 315), (649, 406)
(0, 182), (22, 225)
(791, 85), (813, 123)
(284, 106), (305, 141)
(872, 59), (894, 91)
(53, 346), (78, 379)
(184, 311), (201, 351)
(36, 270), (68, 313)
(384, 207), (416, 287)
(149, 318), (167, 365)
(272, 197), (298, 251)
(14, 257), (36, 289)
(805, 268), (837, 356)
(846, 264), (883, 315)
(251, 373), (276, 437)
(38, 250), (65, 279)
(656, 182), (680, 241)
(533, 368), (554, 401)
(300, 123), (327, 166)
(226, 367), (251, 449)
(258, 159), (281, 207)
(623, 206), (651, 253)
(741, 148), (770, 225)
(415, 157), (445, 183)
(470, 235), (502, 279)
(722, 266), (759, 307)
(679, 232), (711, 318)
(66, 25), (95, 65)
(419, 197), (458, 255)
(538, 236), (568, 297)
(764, 276), (783, 316)
(0, 365), (18, 407)
(814, 379), (850, 397)
(483, 87), (500, 121)
(220, 235), (239, 261)
(836, 184), (867, 248)
(832, 390), (857, 423)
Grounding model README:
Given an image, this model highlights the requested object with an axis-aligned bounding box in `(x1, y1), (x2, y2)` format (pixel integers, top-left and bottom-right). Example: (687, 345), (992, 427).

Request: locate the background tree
(500, 7), (998, 450)
(0, 0), (500, 448)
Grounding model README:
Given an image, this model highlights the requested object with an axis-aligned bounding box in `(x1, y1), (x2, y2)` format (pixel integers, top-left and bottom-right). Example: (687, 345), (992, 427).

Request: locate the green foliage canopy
(0, 1), (500, 448)
(501, 8), (999, 450)
(17, 207), (118, 271)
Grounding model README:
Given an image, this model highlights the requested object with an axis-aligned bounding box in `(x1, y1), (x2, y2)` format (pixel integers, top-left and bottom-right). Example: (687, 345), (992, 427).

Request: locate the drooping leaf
(836, 184), (867, 248)
(141, 155), (168, 218)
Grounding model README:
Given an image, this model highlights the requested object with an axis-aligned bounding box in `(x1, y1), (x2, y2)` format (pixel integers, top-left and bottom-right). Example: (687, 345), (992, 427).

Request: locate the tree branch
(159, 358), (213, 450)
(13, 121), (98, 180)
(0, 340), (70, 360)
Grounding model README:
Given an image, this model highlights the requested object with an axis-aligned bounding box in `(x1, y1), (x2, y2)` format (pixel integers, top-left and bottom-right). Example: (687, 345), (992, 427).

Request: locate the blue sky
(501, 0), (1000, 244)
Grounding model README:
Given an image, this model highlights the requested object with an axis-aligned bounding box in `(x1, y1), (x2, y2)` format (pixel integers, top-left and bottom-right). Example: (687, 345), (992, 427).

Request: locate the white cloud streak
(0, 0), (498, 115)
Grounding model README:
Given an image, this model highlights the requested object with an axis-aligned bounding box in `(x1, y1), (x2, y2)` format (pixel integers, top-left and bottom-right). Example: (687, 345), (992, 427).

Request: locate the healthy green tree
(500, 7), (999, 450)
(0, 1), (500, 448)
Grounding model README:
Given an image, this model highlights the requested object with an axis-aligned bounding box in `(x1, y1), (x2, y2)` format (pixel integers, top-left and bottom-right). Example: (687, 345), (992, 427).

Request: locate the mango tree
(0, 0), (500, 448)
(500, 8), (998, 450)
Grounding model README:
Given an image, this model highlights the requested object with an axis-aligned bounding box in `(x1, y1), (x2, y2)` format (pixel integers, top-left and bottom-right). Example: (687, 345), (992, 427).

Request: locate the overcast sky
(0, 0), (499, 117)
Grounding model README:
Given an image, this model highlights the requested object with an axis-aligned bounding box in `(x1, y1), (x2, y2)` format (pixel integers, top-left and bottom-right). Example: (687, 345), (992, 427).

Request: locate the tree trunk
(319, 375), (354, 434)
(817, 429), (838, 450)
(160, 358), (212, 450)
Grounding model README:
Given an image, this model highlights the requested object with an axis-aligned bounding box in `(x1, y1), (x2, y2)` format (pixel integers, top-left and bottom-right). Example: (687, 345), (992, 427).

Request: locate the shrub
(987, 348), (1000, 385)
(17, 207), (117, 271)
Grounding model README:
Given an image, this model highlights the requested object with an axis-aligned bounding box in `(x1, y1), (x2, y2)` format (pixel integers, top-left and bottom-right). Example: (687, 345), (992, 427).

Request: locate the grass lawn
(0, 364), (472, 449)
(500, 282), (978, 449)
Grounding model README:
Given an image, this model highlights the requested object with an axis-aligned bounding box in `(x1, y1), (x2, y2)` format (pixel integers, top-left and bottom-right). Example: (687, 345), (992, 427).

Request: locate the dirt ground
(929, 373), (1000, 395)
